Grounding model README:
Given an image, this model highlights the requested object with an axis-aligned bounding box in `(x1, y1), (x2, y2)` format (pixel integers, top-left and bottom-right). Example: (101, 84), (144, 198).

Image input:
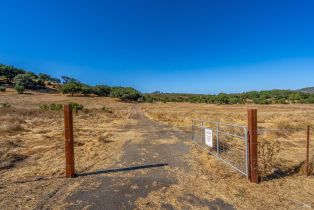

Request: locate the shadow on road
(78, 163), (169, 177)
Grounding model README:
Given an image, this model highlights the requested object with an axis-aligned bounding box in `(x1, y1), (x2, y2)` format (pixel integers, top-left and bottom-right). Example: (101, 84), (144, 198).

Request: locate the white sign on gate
(205, 128), (213, 147)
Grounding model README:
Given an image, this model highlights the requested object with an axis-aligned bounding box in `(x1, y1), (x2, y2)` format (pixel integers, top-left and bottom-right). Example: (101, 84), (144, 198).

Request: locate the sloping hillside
(297, 87), (314, 94)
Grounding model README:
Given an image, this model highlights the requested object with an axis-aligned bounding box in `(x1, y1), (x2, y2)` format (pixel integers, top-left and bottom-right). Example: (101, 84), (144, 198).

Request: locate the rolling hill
(297, 87), (314, 94)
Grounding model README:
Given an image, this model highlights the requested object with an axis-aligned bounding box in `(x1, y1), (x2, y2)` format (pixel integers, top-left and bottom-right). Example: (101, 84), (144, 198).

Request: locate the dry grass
(258, 138), (281, 179)
(139, 102), (314, 209)
(136, 145), (314, 209)
(1, 89), (314, 209)
(141, 102), (314, 128)
(141, 102), (314, 173)
(0, 89), (135, 209)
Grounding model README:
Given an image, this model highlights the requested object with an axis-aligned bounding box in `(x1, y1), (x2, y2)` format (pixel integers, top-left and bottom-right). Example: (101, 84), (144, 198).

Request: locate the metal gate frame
(192, 119), (249, 177)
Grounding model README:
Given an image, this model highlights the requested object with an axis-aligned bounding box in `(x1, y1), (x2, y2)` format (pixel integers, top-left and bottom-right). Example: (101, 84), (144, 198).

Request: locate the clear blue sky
(0, 0), (313, 93)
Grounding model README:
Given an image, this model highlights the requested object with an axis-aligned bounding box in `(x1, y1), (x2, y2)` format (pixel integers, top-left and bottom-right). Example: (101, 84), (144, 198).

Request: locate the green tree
(275, 98), (288, 104)
(307, 95), (314, 103)
(110, 86), (142, 102)
(144, 95), (154, 103)
(229, 96), (244, 104)
(80, 85), (94, 95)
(61, 82), (82, 96)
(39, 73), (61, 84)
(245, 91), (260, 100)
(38, 73), (50, 81)
(61, 76), (80, 84)
(289, 93), (302, 102)
(14, 73), (40, 90)
(93, 85), (111, 96)
(25, 71), (38, 79)
(215, 93), (230, 104)
(0, 64), (25, 84)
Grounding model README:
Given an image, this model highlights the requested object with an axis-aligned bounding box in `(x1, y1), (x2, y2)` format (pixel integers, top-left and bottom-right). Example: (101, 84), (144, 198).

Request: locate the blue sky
(0, 0), (313, 93)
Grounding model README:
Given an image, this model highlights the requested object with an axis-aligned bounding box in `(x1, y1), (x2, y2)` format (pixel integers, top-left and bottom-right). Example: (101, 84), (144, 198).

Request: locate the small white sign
(205, 128), (213, 147)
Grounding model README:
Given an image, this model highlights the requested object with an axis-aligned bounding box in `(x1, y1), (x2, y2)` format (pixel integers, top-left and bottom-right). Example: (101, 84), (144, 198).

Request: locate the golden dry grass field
(0, 89), (314, 209)
(0, 89), (137, 209)
(139, 102), (314, 209)
(141, 102), (314, 170)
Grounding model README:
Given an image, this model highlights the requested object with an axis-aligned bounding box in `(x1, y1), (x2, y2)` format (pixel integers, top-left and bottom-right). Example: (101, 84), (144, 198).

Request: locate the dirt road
(43, 105), (235, 210)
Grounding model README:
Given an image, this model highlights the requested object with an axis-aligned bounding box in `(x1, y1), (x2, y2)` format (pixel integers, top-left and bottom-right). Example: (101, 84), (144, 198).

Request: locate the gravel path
(56, 105), (235, 210)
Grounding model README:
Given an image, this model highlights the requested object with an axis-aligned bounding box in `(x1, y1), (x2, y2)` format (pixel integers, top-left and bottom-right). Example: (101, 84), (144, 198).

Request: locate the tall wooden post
(248, 109), (259, 183)
(64, 104), (75, 178)
(305, 126), (310, 176)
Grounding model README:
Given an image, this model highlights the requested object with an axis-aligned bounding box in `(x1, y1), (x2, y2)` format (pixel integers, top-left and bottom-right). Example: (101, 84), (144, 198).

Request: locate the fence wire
(257, 127), (314, 180)
(192, 119), (248, 177)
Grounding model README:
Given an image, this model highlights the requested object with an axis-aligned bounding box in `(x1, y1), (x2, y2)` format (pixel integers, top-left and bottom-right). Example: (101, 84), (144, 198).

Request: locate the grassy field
(0, 89), (137, 209)
(1, 89), (314, 209)
(141, 102), (314, 129)
(141, 102), (314, 171)
(139, 102), (314, 209)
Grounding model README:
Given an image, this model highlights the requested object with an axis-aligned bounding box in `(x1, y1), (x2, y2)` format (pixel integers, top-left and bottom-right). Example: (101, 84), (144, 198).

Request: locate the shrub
(101, 106), (113, 113)
(253, 98), (272, 104)
(39, 104), (50, 111)
(39, 103), (63, 111)
(49, 103), (63, 111)
(276, 99), (288, 104)
(15, 84), (25, 94)
(229, 97), (244, 104)
(258, 138), (281, 180)
(69, 102), (84, 112)
(0, 86), (6, 92)
(301, 95), (314, 104)
(144, 95), (154, 103)
(0, 103), (11, 108)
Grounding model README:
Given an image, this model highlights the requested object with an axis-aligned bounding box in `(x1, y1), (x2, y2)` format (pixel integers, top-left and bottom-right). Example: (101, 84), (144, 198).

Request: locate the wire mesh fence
(257, 127), (314, 180)
(191, 120), (313, 181)
(191, 119), (248, 177)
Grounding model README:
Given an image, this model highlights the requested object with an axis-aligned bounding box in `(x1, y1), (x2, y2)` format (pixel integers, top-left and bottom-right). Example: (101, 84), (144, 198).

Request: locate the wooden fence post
(248, 109), (259, 183)
(305, 126), (310, 176)
(64, 104), (75, 178)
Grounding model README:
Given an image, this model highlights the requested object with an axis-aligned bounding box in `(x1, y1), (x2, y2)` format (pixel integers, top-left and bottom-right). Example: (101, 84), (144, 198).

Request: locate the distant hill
(297, 87), (314, 94)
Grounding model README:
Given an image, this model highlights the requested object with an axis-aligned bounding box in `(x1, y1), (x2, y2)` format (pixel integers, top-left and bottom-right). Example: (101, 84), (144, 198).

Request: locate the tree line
(145, 90), (314, 104)
(0, 64), (143, 101)
(1, 63), (314, 104)
(61, 78), (142, 102)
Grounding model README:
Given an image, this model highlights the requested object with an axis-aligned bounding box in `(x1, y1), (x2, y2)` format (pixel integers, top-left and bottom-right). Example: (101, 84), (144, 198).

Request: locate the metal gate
(192, 119), (249, 177)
